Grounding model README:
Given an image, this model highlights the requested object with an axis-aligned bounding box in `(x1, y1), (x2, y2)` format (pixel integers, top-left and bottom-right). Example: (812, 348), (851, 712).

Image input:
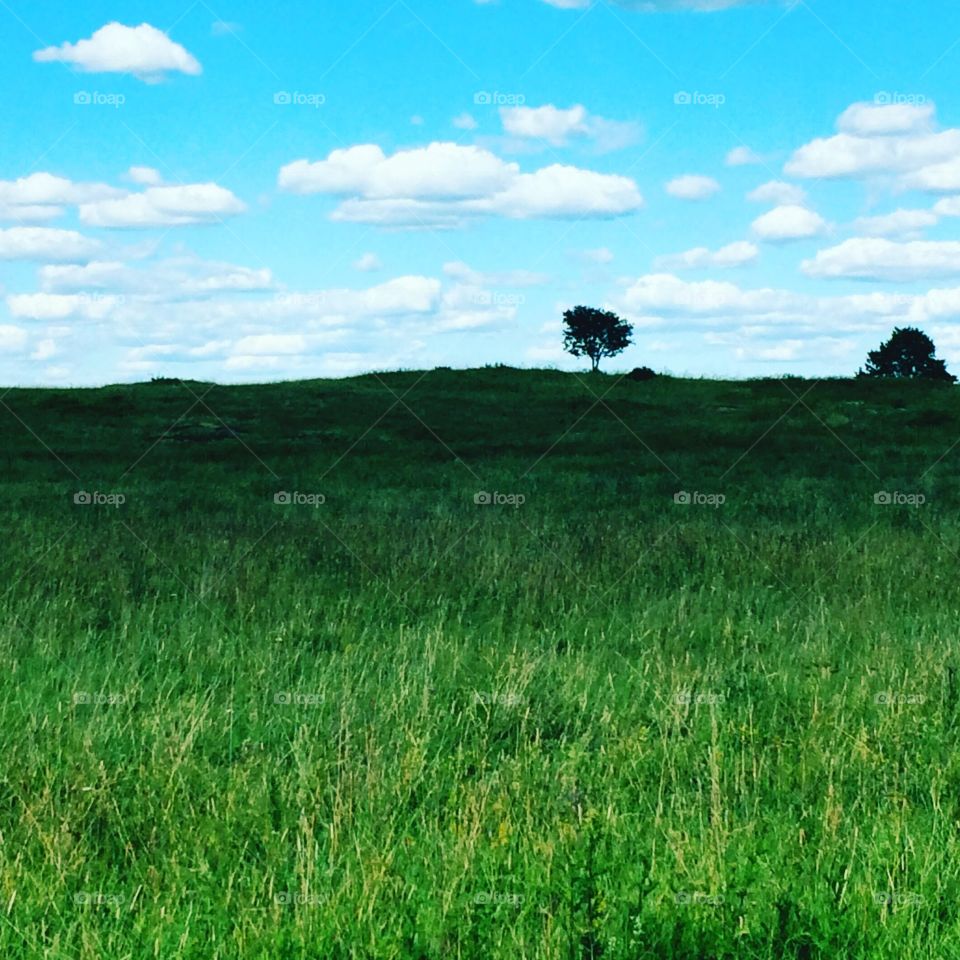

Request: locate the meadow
(2, 366), (960, 958)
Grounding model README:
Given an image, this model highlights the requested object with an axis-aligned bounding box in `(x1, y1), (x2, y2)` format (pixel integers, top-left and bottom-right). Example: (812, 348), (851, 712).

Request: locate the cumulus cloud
(837, 101), (935, 137)
(655, 241), (759, 270)
(747, 180), (806, 205)
(443, 261), (550, 287)
(353, 252), (383, 272)
(0, 172), (122, 222)
(852, 208), (938, 238)
(499, 103), (640, 151)
(665, 174), (721, 200)
(726, 146), (763, 166)
(751, 204), (826, 241)
(0, 326), (29, 353)
(79, 183), (246, 227)
(501, 104), (589, 145)
(279, 143), (643, 226)
(39, 256), (274, 296)
(34, 22), (201, 82)
(785, 100), (960, 191)
(0, 227), (99, 261)
(127, 166), (163, 186)
(802, 238), (960, 282)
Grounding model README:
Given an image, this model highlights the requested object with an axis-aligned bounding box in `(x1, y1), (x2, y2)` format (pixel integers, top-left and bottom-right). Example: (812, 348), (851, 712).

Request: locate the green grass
(2, 366), (960, 958)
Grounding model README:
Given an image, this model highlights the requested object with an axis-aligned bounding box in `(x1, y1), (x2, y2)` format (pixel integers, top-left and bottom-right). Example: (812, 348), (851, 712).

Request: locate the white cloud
(34, 22), (201, 82)
(802, 238), (960, 282)
(501, 104), (588, 145)
(39, 256), (273, 296)
(933, 196), (960, 217)
(280, 144), (643, 226)
(0, 227), (99, 261)
(852, 208), (938, 238)
(665, 174), (720, 200)
(0, 172), (122, 222)
(655, 241), (758, 270)
(0, 326), (28, 353)
(31, 338), (57, 360)
(837, 101), (935, 137)
(786, 101), (960, 183)
(726, 146), (763, 166)
(6, 293), (121, 319)
(453, 113), (478, 130)
(278, 143), (516, 200)
(619, 273), (797, 316)
(442, 261), (550, 286)
(484, 164), (643, 218)
(353, 252), (382, 272)
(79, 183), (246, 227)
(498, 103), (640, 151)
(581, 247), (614, 263)
(751, 204), (826, 241)
(747, 180), (806, 205)
(902, 157), (960, 193)
(127, 166), (163, 186)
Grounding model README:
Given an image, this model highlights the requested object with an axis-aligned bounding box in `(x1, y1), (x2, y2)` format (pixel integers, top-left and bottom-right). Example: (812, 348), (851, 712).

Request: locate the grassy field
(2, 366), (960, 958)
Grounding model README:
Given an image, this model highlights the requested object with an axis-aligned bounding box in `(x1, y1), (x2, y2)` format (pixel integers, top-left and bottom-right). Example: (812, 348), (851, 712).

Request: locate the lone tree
(562, 305), (633, 372)
(858, 327), (956, 382)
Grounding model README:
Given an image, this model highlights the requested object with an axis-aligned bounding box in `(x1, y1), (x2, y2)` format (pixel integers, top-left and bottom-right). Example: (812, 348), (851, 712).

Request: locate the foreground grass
(2, 368), (960, 958)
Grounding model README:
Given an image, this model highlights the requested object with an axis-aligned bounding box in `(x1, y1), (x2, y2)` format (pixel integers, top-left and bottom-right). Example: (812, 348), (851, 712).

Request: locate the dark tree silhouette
(562, 306), (633, 373)
(858, 327), (956, 382)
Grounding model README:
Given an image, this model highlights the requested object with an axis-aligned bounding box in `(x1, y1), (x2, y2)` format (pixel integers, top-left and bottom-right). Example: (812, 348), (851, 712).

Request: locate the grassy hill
(2, 367), (960, 958)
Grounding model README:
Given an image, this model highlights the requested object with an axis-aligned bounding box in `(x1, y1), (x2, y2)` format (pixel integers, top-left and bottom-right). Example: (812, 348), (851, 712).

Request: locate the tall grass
(1, 369), (958, 958)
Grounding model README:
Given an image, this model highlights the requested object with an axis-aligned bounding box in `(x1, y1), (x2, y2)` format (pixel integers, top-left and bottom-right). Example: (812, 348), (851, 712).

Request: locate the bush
(626, 366), (657, 382)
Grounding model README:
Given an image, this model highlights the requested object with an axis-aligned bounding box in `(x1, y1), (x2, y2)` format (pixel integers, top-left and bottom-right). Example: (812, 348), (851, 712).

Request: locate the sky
(3, 0), (960, 385)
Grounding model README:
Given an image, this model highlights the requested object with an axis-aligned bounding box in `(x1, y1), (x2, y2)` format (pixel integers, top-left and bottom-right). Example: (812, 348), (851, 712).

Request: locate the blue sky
(3, 0), (960, 384)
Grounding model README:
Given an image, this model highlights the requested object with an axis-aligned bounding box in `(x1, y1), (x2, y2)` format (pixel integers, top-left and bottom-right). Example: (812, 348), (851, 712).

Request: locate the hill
(1, 368), (958, 959)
